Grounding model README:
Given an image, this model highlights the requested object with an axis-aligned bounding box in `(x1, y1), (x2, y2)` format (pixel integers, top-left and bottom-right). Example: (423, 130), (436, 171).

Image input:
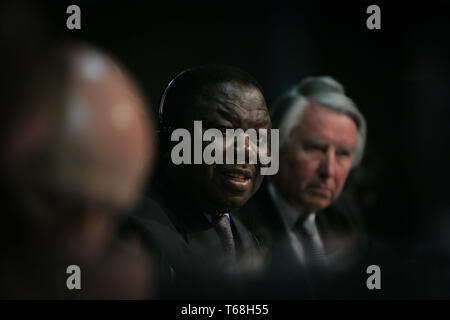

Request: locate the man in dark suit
(129, 65), (272, 298)
(240, 76), (369, 298)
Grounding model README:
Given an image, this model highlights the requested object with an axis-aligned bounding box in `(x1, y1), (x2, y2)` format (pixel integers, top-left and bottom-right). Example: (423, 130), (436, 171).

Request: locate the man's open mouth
(220, 169), (252, 190)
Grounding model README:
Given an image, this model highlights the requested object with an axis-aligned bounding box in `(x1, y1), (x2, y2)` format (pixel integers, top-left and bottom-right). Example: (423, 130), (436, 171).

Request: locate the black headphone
(158, 68), (194, 138)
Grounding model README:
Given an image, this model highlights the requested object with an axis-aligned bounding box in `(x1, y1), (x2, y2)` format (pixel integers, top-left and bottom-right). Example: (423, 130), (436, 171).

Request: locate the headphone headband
(158, 68), (193, 133)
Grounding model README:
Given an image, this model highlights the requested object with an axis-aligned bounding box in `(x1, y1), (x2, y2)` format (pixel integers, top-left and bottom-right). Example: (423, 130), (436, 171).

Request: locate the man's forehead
(195, 81), (267, 113)
(302, 102), (355, 126)
(293, 103), (357, 144)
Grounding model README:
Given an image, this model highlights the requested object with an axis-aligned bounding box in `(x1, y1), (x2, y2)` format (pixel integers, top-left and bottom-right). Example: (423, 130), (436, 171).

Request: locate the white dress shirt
(267, 182), (326, 267)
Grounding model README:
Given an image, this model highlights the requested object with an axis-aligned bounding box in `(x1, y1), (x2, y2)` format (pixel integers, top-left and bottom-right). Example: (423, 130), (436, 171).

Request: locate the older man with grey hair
(240, 76), (369, 297)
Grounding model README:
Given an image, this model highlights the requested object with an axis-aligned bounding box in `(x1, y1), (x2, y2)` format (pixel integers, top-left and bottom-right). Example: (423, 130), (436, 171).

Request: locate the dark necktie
(295, 217), (327, 268)
(213, 214), (236, 259)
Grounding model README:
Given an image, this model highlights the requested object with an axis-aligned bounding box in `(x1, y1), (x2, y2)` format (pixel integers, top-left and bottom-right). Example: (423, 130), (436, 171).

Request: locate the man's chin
(303, 198), (332, 213)
(216, 194), (251, 212)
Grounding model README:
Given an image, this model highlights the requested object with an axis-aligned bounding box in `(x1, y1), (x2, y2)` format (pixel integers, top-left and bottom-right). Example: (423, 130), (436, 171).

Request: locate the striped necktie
(213, 214), (236, 259)
(295, 216), (328, 268)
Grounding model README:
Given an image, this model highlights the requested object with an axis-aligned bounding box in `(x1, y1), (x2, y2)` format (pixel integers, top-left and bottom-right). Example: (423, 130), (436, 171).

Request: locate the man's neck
(268, 177), (310, 217)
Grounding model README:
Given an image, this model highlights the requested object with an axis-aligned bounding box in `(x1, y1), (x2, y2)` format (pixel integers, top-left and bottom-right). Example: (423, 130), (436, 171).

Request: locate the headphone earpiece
(158, 68), (193, 153)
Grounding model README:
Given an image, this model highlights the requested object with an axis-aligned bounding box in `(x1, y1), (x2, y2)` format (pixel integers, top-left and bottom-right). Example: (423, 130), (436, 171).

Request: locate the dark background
(38, 0), (450, 250)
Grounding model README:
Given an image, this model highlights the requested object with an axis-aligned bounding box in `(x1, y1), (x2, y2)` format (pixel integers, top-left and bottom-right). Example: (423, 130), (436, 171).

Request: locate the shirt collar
(267, 181), (316, 230)
(203, 212), (230, 225)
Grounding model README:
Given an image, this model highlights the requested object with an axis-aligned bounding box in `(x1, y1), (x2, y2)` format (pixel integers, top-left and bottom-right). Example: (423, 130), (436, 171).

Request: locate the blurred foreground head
(47, 44), (155, 210)
(0, 38), (156, 298)
(36, 44), (156, 267)
(0, 1), (155, 298)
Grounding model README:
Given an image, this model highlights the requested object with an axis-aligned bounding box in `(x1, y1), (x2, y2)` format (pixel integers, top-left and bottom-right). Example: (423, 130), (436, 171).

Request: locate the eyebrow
(339, 145), (356, 152)
(251, 115), (271, 127)
(303, 138), (326, 146)
(303, 139), (356, 151)
(216, 102), (269, 123)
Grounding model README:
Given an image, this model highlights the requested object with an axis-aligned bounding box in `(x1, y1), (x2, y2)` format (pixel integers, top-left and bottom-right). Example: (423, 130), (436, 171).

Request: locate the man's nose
(318, 149), (336, 179)
(244, 134), (258, 163)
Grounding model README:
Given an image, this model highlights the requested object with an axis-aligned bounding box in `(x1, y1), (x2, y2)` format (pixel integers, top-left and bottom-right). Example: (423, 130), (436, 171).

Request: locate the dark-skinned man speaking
(127, 65), (274, 298)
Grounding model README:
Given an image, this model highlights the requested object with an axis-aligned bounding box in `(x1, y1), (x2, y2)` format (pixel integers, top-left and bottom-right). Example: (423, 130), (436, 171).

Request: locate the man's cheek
(296, 159), (317, 181)
(253, 175), (263, 192)
(335, 170), (348, 190)
(333, 182), (345, 199)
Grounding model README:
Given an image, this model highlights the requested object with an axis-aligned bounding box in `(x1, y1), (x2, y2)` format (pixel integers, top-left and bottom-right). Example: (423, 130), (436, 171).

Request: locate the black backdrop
(38, 0), (450, 251)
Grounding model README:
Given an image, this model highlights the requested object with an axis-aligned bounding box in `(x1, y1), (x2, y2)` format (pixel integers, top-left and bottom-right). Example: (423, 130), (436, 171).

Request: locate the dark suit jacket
(238, 181), (371, 298)
(121, 184), (262, 298)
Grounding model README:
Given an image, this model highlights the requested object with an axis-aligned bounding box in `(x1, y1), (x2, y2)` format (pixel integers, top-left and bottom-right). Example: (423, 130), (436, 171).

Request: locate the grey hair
(272, 76), (367, 167)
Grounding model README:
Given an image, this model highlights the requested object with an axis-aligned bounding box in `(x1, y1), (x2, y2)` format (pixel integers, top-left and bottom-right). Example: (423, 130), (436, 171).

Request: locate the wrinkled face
(177, 81), (271, 213)
(274, 103), (357, 213)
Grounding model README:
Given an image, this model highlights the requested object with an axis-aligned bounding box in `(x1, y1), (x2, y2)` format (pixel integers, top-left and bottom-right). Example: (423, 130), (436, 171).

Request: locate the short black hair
(159, 64), (263, 135)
